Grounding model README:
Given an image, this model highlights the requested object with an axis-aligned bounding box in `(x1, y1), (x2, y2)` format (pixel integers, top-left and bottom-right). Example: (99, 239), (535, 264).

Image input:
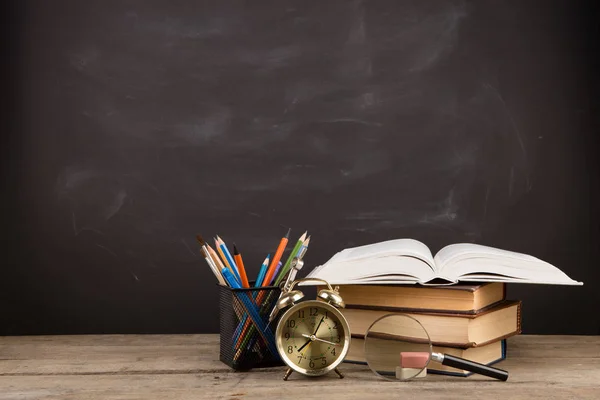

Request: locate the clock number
(284, 332), (290, 340)
(309, 360), (315, 368)
(331, 348), (336, 356)
(297, 356), (302, 363)
(286, 320), (295, 328)
(321, 357), (327, 366)
(310, 307), (318, 316)
(335, 335), (340, 343)
(297, 310), (305, 318)
(287, 346), (293, 354)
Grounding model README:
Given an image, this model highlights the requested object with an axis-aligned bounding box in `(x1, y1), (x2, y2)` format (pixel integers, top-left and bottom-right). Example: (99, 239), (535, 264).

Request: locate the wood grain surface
(1, 335), (599, 399)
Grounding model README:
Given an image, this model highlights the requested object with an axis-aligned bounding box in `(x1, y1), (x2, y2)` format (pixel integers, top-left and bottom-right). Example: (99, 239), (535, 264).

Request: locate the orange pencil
(233, 244), (250, 288)
(235, 228), (291, 349)
(261, 228), (290, 287)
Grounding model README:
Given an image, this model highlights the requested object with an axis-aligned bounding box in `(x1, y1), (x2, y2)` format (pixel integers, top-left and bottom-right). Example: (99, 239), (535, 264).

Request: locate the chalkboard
(2, 0), (599, 335)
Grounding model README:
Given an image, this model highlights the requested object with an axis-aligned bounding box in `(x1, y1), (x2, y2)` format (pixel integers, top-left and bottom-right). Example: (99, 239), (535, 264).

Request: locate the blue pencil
(222, 268), (278, 357)
(255, 255), (270, 288)
(216, 236), (242, 285)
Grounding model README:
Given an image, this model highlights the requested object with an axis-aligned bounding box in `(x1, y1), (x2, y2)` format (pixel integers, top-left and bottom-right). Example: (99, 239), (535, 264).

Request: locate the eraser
(395, 366), (427, 380)
(400, 352), (429, 369)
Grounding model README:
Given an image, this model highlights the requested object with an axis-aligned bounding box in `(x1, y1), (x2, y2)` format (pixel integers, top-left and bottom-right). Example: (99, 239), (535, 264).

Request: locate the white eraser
(395, 366), (427, 380)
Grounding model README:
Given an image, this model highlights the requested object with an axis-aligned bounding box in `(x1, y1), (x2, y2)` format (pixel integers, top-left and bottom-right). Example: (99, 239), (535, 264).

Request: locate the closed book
(335, 282), (505, 314)
(345, 337), (507, 377)
(345, 300), (521, 348)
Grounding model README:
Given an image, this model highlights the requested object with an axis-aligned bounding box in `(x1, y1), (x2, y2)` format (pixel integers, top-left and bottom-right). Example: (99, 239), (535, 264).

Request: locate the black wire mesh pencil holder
(218, 284), (284, 371)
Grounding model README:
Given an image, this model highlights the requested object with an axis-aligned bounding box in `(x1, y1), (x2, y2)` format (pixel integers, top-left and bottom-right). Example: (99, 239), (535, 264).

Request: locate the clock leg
(283, 368), (293, 381)
(334, 368), (344, 379)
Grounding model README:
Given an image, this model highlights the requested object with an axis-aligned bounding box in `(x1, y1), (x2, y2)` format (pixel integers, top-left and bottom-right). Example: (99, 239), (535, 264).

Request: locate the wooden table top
(1, 334), (599, 399)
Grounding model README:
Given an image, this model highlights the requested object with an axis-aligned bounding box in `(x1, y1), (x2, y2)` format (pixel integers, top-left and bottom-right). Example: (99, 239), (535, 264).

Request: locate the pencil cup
(218, 284), (284, 371)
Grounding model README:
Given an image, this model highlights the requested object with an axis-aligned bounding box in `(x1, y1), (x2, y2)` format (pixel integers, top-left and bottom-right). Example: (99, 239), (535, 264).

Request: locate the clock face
(276, 300), (350, 376)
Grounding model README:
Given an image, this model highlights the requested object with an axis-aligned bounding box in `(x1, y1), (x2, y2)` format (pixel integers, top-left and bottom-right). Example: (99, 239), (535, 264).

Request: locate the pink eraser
(400, 352), (429, 369)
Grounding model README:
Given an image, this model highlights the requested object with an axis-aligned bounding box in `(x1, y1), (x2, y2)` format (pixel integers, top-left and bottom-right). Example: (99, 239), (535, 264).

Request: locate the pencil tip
(285, 227), (291, 238)
(196, 235), (206, 246)
(299, 231), (307, 241)
(233, 243), (239, 254)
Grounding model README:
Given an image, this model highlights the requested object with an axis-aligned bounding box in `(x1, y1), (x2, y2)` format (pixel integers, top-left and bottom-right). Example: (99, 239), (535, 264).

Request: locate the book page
(325, 239), (436, 268)
(434, 243), (582, 285)
(304, 239), (437, 285)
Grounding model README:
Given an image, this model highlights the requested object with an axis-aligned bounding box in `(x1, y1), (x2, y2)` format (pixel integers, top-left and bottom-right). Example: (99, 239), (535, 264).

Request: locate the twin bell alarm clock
(271, 277), (351, 381)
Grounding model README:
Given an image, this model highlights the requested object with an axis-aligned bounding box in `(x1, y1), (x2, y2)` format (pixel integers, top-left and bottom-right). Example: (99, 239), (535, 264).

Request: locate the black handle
(442, 354), (509, 381)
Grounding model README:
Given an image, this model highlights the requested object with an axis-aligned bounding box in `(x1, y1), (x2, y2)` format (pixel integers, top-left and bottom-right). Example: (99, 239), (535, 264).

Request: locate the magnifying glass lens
(364, 314), (432, 381)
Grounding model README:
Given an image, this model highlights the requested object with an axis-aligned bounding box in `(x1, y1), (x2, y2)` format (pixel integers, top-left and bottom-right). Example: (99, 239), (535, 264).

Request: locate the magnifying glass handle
(432, 353), (509, 381)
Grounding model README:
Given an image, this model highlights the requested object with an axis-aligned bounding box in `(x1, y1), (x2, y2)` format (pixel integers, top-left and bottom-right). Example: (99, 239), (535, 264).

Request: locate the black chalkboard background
(2, 0), (599, 335)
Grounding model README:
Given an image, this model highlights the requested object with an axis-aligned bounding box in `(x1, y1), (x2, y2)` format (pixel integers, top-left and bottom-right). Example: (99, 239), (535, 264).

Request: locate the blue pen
(217, 236), (242, 285)
(222, 268), (278, 357)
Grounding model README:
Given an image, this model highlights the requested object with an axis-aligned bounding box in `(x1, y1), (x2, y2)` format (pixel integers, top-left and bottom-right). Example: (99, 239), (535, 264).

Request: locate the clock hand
(312, 316), (324, 336)
(297, 339), (311, 352)
(301, 333), (341, 347)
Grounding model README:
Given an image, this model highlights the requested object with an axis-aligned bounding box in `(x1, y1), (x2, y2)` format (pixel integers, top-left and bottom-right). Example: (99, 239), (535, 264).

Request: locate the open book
(305, 239), (582, 286)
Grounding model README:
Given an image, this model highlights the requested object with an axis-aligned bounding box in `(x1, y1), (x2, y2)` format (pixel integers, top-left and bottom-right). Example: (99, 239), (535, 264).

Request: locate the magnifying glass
(364, 314), (508, 381)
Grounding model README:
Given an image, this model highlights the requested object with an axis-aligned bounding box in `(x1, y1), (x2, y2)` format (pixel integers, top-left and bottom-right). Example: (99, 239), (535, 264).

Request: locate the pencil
(215, 237), (241, 284)
(233, 244), (250, 288)
(274, 231), (307, 286)
(196, 235), (226, 285)
(255, 255), (270, 288)
(269, 261), (283, 286)
(261, 228), (290, 287)
(236, 229), (291, 348)
(206, 243), (226, 272)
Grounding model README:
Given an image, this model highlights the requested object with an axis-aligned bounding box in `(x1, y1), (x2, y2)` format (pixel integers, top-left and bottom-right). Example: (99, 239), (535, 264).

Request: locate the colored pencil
(233, 244), (250, 288)
(270, 261), (283, 286)
(255, 255), (270, 288)
(274, 231), (307, 286)
(196, 235), (226, 285)
(221, 268), (278, 357)
(206, 243), (226, 273)
(261, 228), (290, 287)
(236, 230), (293, 348)
(215, 236), (241, 284)
(200, 245), (226, 285)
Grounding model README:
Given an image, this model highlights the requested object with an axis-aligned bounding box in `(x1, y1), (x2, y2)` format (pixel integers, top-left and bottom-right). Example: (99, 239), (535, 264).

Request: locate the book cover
(344, 300), (522, 348)
(336, 282), (506, 315)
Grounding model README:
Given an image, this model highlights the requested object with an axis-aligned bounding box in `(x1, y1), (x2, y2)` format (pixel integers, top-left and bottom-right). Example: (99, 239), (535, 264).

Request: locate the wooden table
(1, 335), (599, 399)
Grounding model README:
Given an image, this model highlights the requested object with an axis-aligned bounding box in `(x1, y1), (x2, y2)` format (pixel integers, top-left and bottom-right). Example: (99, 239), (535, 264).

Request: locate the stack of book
(324, 283), (521, 376)
(306, 238), (580, 376)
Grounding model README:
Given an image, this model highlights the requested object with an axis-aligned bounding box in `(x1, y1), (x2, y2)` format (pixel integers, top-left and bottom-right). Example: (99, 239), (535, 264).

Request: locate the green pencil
(274, 231), (307, 285)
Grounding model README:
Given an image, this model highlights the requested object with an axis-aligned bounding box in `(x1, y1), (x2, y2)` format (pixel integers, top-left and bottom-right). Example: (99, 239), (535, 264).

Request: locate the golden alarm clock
(273, 278), (351, 380)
